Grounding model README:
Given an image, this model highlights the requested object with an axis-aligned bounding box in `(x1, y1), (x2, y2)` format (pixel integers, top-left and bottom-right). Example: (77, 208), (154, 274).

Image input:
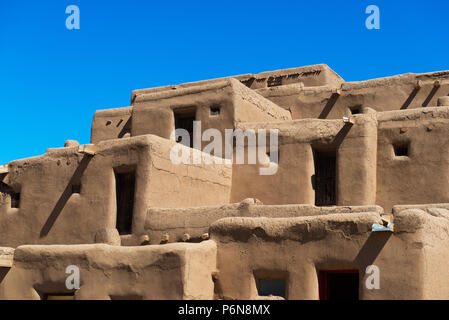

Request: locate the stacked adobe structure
(1, 64), (449, 299)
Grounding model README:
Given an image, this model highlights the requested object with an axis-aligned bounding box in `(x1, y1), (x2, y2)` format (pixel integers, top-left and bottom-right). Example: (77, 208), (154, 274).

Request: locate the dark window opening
(393, 142), (409, 157)
(71, 184), (81, 194)
(210, 106), (221, 116)
(319, 270), (359, 300)
(313, 149), (337, 206)
(174, 109), (196, 148)
(254, 271), (288, 299)
(256, 279), (287, 298)
(114, 169), (135, 235)
(11, 192), (20, 208)
(349, 106), (361, 115)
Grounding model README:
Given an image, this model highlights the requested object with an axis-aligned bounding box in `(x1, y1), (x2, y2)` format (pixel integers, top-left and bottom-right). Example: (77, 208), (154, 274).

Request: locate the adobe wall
(145, 200), (383, 244)
(128, 68), (449, 125)
(0, 241), (217, 300)
(256, 71), (449, 119)
(131, 80), (234, 142)
(3, 65), (449, 300)
(230, 113), (377, 206)
(130, 64), (343, 103)
(142, 135), (232, 210)
(392, 205), (449, 299)
(91, 106), (132, 144)
(392, 203), (449, 213)
(129, 79), (290, 150)
(376, 107), (449, 212)
(89, 67), (449, 215)
(2, 205), (448, 300)
(90, 105), (449, 215)
(223, 107), (449, 211)
(209, 211), (444, 300)
(0, 135), (231, 248)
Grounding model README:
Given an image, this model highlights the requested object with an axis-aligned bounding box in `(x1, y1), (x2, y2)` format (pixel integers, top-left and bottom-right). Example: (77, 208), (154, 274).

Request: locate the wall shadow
(0, 267), (10, 283)
(0, 180), (14, 195)
(40, 155), (93, 238)
(332, 123), (353, 148)
(422, 86), (439, 107)
(401, 88), (419, 110)
(118, 117), (132, 138)
(354, 232), (392, 268)
(318, 93), (340, 119)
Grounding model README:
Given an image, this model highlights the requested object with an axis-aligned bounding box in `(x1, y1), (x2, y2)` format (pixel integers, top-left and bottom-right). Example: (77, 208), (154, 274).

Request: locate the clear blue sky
(1, 0), (448, 164)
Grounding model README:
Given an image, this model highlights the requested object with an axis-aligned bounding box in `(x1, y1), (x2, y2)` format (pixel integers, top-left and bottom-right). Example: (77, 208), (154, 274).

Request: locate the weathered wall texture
(376, 107), (449, 212)
(391, 205), (449, 300)
(0, 241), (217, 300)
(130, 79), (291, 147)
(1, 65), (449, 300)
(91, 106), (133, 144)
(0, 135), (231, 247)
(257, 71), (449, 119)
(209, 210), (449, 299)
(145, 199), (383, 244)
(230, 113), (377, 206)
(130, 64), (343, 102)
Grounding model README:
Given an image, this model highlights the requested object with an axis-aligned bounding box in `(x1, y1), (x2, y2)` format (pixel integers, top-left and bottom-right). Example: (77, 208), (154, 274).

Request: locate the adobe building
(1, 64), (449, 299)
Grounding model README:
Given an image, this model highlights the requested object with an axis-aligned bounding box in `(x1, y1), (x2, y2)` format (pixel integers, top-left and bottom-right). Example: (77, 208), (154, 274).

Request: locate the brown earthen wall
(0, 135), (231, 247)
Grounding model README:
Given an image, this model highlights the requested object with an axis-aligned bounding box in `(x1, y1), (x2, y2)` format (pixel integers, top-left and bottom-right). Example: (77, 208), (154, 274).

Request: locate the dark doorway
(313, 149), (337, 206)
(11, 192), (20, 208)
(319, 270), (359, 300)
(174, 109), (196, 148)
(114, 169), (135, 235)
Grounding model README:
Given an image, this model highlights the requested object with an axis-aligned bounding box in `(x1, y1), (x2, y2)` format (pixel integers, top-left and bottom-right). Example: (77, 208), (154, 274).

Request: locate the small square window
(393, 142), (409, 157)
(11, 193), (20, 208)
(349, 106), (361, 115)
(72, 184), (81, 194)
(210, 106), (220, 116)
